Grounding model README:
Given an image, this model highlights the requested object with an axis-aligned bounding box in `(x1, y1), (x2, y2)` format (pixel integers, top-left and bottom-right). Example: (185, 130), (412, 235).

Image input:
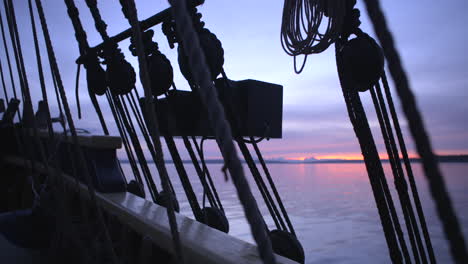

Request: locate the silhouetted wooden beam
(76, 0), (204, 63)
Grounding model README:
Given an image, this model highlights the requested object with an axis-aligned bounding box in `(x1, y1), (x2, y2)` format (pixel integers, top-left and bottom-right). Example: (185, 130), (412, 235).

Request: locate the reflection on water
(122, 162), (468, 264)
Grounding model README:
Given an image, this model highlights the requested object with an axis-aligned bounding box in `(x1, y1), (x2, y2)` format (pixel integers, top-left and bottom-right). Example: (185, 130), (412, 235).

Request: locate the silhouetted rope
(33, 0), (119, 262)
(168, 0), (276, 262)
(77, 0), (165, 202)
(27, 0), (54, 137)
(114, 95), (159, 201)
(362, 0), (468, 262)
(192, 136), (224, 211)
(84, 0), (109, 40)
(370, 84), (424, 263)
(281, 0), (346, 73)
(166, 84), (221, 211)
(119, 0), (184, 262)
(251, 137), (296, 236)
(106, 90), (147, 196)
(237, 137), (285, 231)
(64, 0), (109, 134)
(0, 5), (17, 100)
(375, 81), (430, 263)
(219, 69), (294, 234)
(165, 135), (204, 220)
(182, 136), (218, 209)
(0, 56), (8, 100)
(75, 64), (82, 119)
(381, 71), (436, 263)
(335, 42), (405, 263)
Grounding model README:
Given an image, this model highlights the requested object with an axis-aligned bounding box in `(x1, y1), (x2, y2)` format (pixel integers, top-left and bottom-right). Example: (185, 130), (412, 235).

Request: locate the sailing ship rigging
(0, 0), (466, 263)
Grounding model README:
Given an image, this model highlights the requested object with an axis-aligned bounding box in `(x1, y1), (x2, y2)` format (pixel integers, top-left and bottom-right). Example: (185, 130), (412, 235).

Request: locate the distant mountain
(119, 155), (468, 164)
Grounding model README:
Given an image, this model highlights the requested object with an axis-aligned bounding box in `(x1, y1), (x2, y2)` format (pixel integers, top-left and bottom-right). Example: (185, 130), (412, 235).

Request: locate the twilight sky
(4, 0), (468, 160)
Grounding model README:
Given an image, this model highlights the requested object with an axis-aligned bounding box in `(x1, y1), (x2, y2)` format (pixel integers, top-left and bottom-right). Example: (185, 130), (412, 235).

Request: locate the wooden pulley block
(269, 229), (305, 264)
(178, 28), (224, 86)
(341, 34), (384, 92)
(200, 207), (229, 233)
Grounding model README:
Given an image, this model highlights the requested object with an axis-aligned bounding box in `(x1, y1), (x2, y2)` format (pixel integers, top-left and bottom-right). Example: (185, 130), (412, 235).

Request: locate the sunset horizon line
(119, 153), (468, 163)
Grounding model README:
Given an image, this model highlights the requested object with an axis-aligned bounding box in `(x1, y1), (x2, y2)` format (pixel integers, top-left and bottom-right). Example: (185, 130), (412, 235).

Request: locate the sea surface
(122, 162), (468, 264)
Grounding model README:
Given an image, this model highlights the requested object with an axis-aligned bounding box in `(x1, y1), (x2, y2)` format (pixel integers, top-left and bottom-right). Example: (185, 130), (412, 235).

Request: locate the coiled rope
(281, 0), (346, 73)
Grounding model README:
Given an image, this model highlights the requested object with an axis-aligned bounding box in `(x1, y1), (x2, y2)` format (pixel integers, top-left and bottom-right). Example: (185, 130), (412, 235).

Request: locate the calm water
(122, 162), (468, 263)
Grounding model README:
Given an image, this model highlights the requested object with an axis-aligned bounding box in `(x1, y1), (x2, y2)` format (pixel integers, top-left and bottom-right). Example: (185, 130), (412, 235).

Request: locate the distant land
(120, 155), (468, 164)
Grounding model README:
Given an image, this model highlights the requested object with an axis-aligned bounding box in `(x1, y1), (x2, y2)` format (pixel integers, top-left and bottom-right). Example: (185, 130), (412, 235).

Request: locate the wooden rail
(2, 156), (298, 264)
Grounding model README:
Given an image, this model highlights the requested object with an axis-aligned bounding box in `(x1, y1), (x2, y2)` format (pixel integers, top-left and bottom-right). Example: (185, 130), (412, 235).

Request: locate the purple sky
(5, 0), (468, 160)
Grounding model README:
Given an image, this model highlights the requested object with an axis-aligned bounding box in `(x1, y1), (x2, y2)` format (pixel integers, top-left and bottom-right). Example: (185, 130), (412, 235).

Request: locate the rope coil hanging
(279, 0), (463, 263)
(281, 0), (347, 73)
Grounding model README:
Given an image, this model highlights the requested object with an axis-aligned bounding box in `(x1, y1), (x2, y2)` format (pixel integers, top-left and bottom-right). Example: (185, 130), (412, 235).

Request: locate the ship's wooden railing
(1, 131), (298, 264)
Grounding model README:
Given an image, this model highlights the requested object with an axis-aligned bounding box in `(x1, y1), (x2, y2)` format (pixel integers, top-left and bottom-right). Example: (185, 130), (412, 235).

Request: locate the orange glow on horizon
(282, 152), (427, 161)
(286, 156), (309, 161)
(315, 154), (364, 160)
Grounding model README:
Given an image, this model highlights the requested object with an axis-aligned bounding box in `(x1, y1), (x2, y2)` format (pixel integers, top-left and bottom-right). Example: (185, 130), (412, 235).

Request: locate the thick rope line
(336, 43), (404, 263)
(3, 0), (26, 103)
(165, 84), (220, 210)
(64, 0), (90, 52)
(168, 0), (276, 262)
(33, 0), (98, 256)
(77, 2), (162, 195)
(84, 0), (110, 40)
(6, 4), (89, 262)
(50, 68), (65, 129)
(28, 0), (54, 138)
(219, 70), (287, 232)
(353, 87), (412, 263)
(119, 94), (163, 199)
(0, 5), (17, 100)
(373, 82), (428, 263)
(128, 91), (177, 196)
(64, 0), (110, 136)
(182, 136), (218, 209)
(0, 57), (8, 100)
(75, 64), (82, 118)
(106, 91), (147, 196)
(164, 135), (203, 220)
(381, 72), (437, 263)
(83, 0), (165, 202)
(371, 84), (422, 263)
(192, 136), (224, 212)
(362, 1), (468, 262)
(114, 95), (159, 201)
(237, 139), (285, 231)
(3, 0), (44, 192)
(120, 1), (184, 262)
(89, 90), (109, 135)
(126, 91), (171, 194)
(251, 137), (296, 236)
(33, 0), (119, 262)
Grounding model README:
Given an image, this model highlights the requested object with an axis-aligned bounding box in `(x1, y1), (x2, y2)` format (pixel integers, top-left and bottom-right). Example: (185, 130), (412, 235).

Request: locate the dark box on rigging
(140, 79), (283, 138)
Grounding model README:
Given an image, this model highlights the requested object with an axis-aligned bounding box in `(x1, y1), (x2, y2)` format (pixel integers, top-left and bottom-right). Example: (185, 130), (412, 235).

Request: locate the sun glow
(286, 156), (309, 161)
(315, 154), (364, 160)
